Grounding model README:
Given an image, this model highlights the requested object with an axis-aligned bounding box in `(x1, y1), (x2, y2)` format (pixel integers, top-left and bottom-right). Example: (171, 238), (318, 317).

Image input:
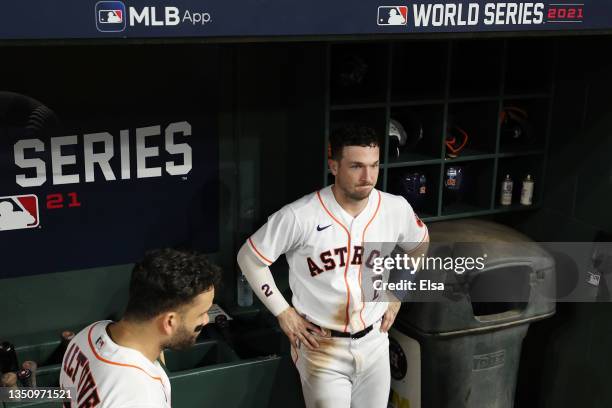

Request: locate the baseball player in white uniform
(60, 249), (221, 408)
(237, 124), (429, 408)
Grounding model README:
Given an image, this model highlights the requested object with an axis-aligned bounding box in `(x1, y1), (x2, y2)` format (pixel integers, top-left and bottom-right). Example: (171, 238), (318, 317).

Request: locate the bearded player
(237, 124), (429, 408)
(60, 249), (221, 408)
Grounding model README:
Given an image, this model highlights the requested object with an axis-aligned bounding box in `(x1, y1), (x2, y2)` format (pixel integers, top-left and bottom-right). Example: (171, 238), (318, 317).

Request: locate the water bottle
(520, 174), (534, 206)
(237, 274), (253, 307)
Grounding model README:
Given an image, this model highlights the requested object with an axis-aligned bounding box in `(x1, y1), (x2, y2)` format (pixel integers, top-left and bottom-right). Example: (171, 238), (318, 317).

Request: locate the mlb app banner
(0, 0), (607, 40)
(0, 47), (220, 278)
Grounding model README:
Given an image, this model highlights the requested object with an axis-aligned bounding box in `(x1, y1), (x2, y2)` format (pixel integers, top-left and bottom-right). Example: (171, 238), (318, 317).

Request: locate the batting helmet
(500, 106), (533, 145)
(388, 114), (423, 159)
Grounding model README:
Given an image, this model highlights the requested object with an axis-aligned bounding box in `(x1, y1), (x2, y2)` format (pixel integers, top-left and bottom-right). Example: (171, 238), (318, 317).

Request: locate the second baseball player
(237, 123), (429, 408)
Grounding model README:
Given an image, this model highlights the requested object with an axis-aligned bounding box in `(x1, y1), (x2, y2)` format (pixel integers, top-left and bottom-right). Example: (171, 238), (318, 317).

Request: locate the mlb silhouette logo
(0, 195), (39, 231)
(377, 6), (408, 26)
(95, 336), (106, 349)
(95, 1), (126, 32)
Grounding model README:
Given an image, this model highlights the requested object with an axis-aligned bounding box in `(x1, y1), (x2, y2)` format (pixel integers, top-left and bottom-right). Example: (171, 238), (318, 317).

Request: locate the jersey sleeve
(398, 197), (428, 251)
(247, 206), (302, 266)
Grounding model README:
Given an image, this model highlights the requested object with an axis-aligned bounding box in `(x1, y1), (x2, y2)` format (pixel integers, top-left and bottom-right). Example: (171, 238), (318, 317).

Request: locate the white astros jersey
(247, 186), (428, 333)
(60, 321), (171, 408)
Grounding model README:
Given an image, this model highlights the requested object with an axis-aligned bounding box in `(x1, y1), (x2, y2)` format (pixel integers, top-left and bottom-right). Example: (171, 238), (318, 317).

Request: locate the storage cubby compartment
(388, 164), (441, 218)
(494, 155), (544, 209)
(442, 160), (494, 214)
(450, 40), (503, 97)
(330, 43), (388, 106)
(330, 108), (387, 163)
(326, 38), (552, 222)
(504, 38), (554, 95)
(164, 340), (240, 372)
(499, 98), (549, 153)
(447, 101), (498, 157)
(33, 366), (61, 388)
(230, 310), (278, 334)
(391, 41), (448, 101)
(389, 104), (444, 163)
(168, 354), (286, 408)
(231, 328), (286, 359)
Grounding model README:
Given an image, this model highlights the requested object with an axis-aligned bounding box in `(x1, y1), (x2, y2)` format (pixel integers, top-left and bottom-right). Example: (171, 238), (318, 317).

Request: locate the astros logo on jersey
(307, 245), (382, 277)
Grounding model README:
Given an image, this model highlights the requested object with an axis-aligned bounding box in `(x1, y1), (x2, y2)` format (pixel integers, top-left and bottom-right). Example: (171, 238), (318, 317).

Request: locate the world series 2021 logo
(0, 195), (39, 231)
(377, 2), (585, 28)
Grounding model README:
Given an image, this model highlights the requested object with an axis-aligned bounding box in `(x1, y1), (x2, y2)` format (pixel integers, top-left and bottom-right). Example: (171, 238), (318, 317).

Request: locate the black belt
(328, 325), (373, 339)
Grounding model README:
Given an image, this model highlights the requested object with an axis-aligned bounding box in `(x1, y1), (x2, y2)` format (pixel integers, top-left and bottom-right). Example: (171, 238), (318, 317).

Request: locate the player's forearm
(399, 227), (431, 273)
(237, 243), (291, 316)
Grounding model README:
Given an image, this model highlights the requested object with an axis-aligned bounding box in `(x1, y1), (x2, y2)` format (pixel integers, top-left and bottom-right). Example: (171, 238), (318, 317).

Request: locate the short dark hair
(124, 248), (222, 321)
(329, 124), (380, 160)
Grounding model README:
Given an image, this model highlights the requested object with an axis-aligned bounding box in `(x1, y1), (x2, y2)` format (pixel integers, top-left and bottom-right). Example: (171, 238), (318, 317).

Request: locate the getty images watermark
(361, 241), (612, 303)
(369, 247), (487, 294)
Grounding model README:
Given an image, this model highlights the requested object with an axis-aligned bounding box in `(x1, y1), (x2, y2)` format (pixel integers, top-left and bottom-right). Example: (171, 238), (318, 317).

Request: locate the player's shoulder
(377, 189), (412, 211)
(90, 349), (168, 403)
(70, 320), (107, 347)
(283, 190), (321, 215)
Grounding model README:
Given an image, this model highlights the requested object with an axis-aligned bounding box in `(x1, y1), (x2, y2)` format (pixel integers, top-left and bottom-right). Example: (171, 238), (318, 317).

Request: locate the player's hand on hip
(277, 307), (324, 350)
(380, 301), (401, 333)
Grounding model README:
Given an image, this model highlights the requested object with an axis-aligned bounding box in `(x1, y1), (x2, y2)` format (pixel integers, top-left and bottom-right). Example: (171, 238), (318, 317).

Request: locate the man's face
(164, 288), (214, 350)
(329, 145), (380, 201)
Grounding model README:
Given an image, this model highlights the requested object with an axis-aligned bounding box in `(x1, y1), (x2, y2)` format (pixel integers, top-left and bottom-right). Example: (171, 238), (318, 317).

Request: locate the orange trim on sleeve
(358, 191), (382, 330)
(317, 190), (352, 333)
(248, 237), (273, 265)
(87, 324), (163, 382)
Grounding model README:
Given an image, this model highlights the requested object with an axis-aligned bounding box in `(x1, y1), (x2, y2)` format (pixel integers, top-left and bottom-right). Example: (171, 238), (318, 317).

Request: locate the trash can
(389, 219), (555, 408)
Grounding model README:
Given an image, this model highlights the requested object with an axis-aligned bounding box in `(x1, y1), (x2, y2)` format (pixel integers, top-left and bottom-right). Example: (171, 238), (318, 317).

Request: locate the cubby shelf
(387, 158), (442, 168)
(330, 102), (387, 111)
(421, 204), (541, 223)
(324, 38), (553, 222)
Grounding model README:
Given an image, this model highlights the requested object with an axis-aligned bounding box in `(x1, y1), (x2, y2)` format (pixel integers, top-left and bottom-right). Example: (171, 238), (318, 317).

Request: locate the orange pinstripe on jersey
(316, 190), (353, 333)
(358, 190), (381, 330)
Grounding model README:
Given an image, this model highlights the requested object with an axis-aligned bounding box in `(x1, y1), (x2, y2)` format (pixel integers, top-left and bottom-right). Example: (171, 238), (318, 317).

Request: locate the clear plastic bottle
(237, 273), (253, 307)
(520, 174), (534, 206)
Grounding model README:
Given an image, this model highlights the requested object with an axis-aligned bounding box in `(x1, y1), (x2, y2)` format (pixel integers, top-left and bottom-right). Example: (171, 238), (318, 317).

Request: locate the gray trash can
(389, 219), (555, 408)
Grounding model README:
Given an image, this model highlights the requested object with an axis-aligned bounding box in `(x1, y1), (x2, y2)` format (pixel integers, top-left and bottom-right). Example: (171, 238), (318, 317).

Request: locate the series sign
(0, 113), (219, 278)
(0, 44), (221, 278)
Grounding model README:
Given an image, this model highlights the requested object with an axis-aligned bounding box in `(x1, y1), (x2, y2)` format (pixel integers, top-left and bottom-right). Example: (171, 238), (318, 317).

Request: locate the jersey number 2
(261, 284), (273, 298)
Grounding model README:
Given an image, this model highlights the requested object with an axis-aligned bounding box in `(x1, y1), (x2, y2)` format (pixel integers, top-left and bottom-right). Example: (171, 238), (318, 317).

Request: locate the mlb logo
(0, 195), (39, 231)
(377, 6), (408, 26)
(95, 1), (126, 32)
(95, 336), (105, 350)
